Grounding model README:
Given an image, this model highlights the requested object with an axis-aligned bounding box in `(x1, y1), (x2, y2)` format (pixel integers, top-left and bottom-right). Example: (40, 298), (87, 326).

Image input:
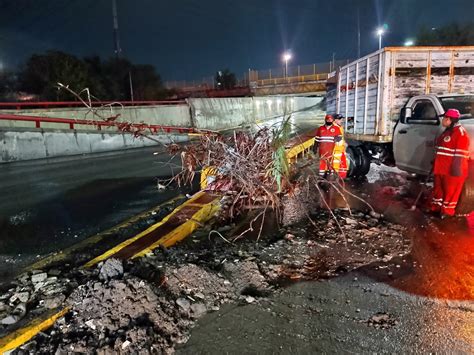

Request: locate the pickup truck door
(393, 98), (444, 175)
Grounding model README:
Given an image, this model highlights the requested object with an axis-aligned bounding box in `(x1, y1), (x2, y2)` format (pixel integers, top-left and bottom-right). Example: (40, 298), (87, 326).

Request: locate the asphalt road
(0, 146), (185, 279)
(0, 113), (323, 282)
(178, 273), (473, 354)
(178, 164), (474, 354)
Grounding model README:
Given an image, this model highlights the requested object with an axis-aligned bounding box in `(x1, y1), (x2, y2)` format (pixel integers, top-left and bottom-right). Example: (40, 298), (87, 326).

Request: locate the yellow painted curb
(26, 195), (184, 272)
(0, 308), (69, 353)
(83, 191), (213, 268)
(200, 167), (218, 190)
(286, 137), (315, 161)
(0, 192), (220, 352)
(131, 197), (220, 258)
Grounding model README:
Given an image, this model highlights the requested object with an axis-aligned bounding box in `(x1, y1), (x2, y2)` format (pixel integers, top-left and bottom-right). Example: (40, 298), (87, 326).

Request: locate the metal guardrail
(252, 73), (330, 87)
(0, 100), (186, 110)
(0, 113), (211, 135)
(165, 60), (350, 91)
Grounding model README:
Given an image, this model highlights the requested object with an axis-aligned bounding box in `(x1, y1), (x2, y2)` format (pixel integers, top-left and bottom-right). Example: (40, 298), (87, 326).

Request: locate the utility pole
(129, 71), (134, 102)
(112, 0), (122, 58)
(112, 0), (133, 101)
(357, 5), (361, 58)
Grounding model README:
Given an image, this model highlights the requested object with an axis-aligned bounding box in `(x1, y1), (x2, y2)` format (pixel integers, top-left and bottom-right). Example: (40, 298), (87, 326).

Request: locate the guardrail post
(69, 123), (74, 129)
(35, 120), (40, 128)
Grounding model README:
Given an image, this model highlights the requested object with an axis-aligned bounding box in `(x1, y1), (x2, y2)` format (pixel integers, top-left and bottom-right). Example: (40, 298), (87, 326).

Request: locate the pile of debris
(0, 269), (75, 328)
(166, 124), (353, 238)
(166, 126), (294, 222)
(0, 206), (411, 353)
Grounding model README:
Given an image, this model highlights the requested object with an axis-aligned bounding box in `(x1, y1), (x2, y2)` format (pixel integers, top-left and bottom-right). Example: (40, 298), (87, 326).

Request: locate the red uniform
(431, 123), (470, 216)
(314, 124), (343, 176)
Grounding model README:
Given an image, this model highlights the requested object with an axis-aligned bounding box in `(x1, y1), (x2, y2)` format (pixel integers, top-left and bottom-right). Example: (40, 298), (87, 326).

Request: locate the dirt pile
(3, 208), (411, 353)
(26, 258), (270, 353)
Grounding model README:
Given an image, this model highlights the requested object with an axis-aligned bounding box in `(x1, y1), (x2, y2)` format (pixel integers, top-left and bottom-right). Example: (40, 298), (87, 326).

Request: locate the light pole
(376, 27), (385, 50)
(282, 52), (292, 79)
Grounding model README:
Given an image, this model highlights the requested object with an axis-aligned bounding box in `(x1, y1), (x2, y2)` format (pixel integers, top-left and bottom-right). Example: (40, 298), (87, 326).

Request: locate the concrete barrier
(189, 96), (323, 131)
(0, 128), (189, 163)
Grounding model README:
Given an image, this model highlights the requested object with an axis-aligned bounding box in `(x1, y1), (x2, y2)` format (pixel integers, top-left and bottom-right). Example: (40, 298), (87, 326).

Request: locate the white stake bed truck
(327, 46), (474, 213)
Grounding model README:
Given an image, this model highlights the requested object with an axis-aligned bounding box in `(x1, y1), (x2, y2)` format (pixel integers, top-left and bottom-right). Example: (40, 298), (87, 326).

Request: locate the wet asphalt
(0, 146), (185, 279)
(178, 273), (473, 354)
(178, 165), (474, 354)
(0, 113), (323, 282)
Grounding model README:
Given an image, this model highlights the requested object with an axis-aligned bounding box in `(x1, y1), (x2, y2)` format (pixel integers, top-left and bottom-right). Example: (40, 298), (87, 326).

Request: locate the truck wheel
(456, 179), (474, 215)
(355, 146), (371, 177)
(346, 146), (359, 177)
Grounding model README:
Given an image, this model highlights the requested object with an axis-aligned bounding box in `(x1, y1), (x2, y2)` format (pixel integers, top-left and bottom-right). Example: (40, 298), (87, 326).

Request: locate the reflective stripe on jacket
(433, 123), (470, 177)
(314, 124), (343, 160)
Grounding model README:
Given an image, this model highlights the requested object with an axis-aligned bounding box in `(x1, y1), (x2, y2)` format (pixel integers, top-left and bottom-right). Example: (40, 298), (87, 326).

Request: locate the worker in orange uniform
(333, 114), (348, 179)
(313, 114), (344, 177)
(431, 109), (470, 219)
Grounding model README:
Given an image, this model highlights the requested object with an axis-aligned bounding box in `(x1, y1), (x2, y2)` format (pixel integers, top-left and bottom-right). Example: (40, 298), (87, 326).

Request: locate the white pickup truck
(327, 46), (474, 212)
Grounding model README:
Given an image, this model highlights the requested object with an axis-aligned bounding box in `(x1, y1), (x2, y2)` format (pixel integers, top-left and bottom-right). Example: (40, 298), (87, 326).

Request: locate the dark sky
(0, 0), (473, 81)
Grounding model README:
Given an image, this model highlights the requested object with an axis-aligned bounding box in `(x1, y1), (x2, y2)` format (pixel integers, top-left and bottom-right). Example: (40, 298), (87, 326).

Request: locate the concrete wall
(189, 96), (323, 131)
(0, 128), (189, 163)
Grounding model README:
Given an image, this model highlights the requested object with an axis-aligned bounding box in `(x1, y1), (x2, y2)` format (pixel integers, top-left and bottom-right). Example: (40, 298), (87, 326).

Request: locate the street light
(404, 39), (415, 46)
(376, 27), (385, 50)
(282, 52), (292, 78)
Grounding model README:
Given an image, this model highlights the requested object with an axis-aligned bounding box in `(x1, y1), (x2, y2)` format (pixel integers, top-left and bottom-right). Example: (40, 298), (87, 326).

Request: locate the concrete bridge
(166, 60), (349, 97)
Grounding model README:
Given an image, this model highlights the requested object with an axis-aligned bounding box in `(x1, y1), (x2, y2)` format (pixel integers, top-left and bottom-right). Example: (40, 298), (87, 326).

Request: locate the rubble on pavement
(0, 205), (411, 353)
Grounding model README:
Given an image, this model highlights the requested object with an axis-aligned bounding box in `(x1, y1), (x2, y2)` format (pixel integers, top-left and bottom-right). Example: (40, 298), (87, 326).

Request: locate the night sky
(0, 0), (473, 81)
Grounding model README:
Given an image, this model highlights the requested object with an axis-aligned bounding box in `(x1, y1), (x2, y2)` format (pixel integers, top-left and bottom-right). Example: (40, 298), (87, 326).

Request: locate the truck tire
(455, 162), (474, 215)
(456, 180), (474, 215)
(346, 145), (371, 178)
(346, 146), (358, 177)
(355, 146), (371, 177)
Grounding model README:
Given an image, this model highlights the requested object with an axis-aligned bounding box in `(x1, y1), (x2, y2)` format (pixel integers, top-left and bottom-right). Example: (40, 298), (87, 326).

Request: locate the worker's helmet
(325, 114), (334, 121)
(334, 114), (344, 120)
(444, 109), (461, 120)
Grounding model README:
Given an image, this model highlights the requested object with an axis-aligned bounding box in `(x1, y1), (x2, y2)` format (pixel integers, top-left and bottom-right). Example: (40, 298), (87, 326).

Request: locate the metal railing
(165, 77), (216, 90)
(0, 100), (186, 110)
(252, 73), (330, 87)
(0, 113), (212, 135)
(165, 60), (350, 91)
